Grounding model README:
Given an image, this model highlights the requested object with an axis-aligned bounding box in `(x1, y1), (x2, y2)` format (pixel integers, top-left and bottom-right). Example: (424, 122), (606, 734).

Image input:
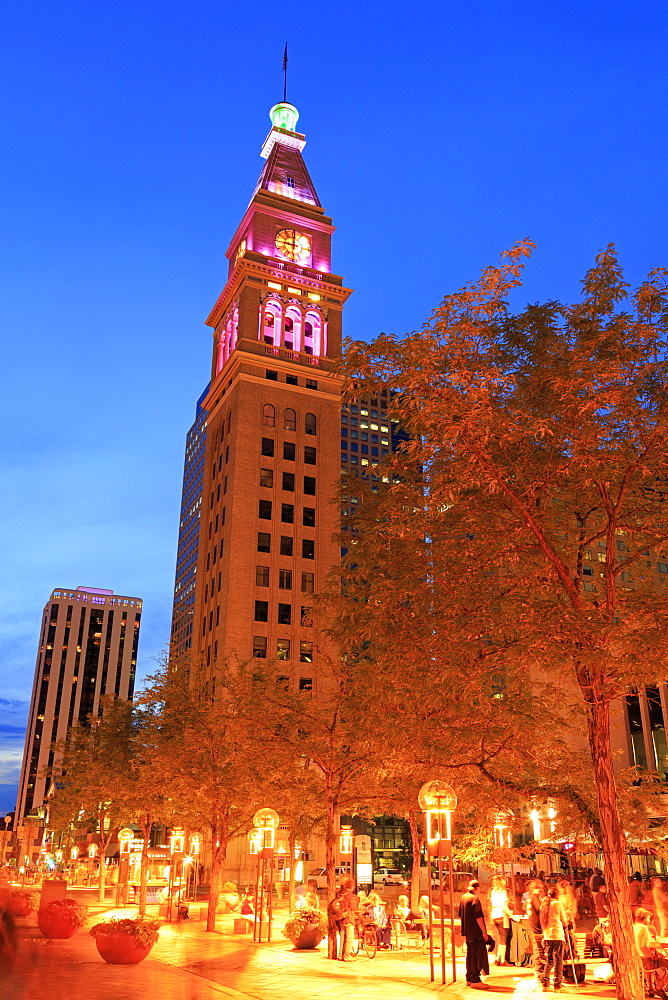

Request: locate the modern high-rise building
(171, 384), (209, 656)
(15, 586), (142, 821)
(177, 101), (351, 690)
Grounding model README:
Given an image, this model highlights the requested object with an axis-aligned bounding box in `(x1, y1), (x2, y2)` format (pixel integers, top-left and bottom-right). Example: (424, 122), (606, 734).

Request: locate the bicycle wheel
(350, 928), (361, 957)
(364, 926), (378, 959)
(393, 920), (409, 952)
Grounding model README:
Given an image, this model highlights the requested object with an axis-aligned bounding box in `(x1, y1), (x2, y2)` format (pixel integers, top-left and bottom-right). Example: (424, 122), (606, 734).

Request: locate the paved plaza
(3, 900), (620, 1000)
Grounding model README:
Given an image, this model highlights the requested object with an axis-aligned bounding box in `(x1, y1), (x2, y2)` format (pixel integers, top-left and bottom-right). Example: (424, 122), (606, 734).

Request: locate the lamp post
(418, 780), (458, 986)
(189, 832), (201, 901)
(339, 823), (354, 888)
(252, 808), (280, 943)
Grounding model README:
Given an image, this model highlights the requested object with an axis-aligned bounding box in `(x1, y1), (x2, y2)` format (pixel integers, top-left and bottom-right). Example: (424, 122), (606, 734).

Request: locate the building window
(256, 566), (270, 587)
(279, 568), (293, 589)
(276, 639), (291, 660)
(258, 532), (271, 553)
(303, 507), (316, 527)
(284, 408), (297, 432)
(286, 175), (296, 188)
(300, 642), (313, 663)
(301, 606), (312, 626)
(254, 601), (269, 622)
(304, 446), (316, 465)
(253, 636), (267, 658)
(262, 404), (276, 426)
(286, 374), (298, 386)
(306, 379), (317, 390)
(282, 472), (295, 491)
(266, 370), (278, 381)
(284, 442), (296, 461)
(278, 603), (292, 625)
(276, 674), (289, 689)
(303, 476), (316, 495)
(282, 503), (294, 523)
(302, 539), (315, 559)
(305, 412), (317, 435)
(659, 563), (668, 574)
(260, 468), (274, 488)
(302, 572), (314, 593)
(261, 437), (275, 457)
(280, 536), (293, 556)
(299, 676), (313, 692)
(259, 500), (272, 519)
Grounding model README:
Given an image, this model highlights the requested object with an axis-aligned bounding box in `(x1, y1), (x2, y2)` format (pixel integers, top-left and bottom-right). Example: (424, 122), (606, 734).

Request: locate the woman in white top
(490, 874), (514, 966)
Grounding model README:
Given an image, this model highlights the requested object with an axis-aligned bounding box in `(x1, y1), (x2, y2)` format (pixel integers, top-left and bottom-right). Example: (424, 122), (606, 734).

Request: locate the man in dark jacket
(458, 879), (490, 989)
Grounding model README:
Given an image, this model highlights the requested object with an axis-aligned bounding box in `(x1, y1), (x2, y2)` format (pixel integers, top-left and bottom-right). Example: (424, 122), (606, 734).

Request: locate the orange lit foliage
(335, 243), (668, 1000)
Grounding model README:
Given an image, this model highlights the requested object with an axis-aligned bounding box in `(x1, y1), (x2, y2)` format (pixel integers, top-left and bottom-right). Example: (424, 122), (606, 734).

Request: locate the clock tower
(189, 103), (351, 692)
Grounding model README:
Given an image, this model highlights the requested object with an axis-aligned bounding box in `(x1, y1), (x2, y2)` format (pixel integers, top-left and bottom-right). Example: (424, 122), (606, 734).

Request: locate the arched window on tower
(284, 408), (296, 432)
(284, 305), (301, 353)
(303, 311), (322, 357)
(261, 300), (282, 346)
(305, 412), (317, 435)
(262, 404), (276, 427)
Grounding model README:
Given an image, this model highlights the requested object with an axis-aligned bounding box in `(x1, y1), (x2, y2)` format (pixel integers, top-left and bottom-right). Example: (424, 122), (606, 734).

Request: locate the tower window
(304, 447), (316, 465)
(300, 642), (313, 663)
(286, 175), (296, 188)
(280, 536), (293, 556)
(301, 572), (314, 593)
(260, 468), (274, 488)
(253, 636), (267, 658)
(262, 404), (275, 427)
(282, 472), (295, 491)
(281, 504), (294, 523)
(257, 533), (271, 553)
(261, 438), (275, 457)
(299, 676), (313, 692)
(278, 603), (292, 625)
(286, 374), (298, 385)
(256, 566), (270, 587)
(306, 379), (318, 391)
(284, 408), (297, 432)
(303, 507), (316, 527)
(284, 442), (296, 461)
(279, 569), (293, 589)
(265, 370), (278, 381)
(303, 476), (316, 495)
(302, 539), (315, 559)
(259, 500), (272, 519)
(305, 413), (317, 435)
(277, 639), (291, 660)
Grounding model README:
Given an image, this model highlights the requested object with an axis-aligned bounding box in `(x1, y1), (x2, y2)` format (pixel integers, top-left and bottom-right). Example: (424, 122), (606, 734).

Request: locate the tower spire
(282, 43), (288, 103)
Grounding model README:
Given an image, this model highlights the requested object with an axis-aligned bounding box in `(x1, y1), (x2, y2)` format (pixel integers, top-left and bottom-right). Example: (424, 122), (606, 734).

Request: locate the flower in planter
(89, 917), (161, 949)
(282, 907), (328, 943)
(42, 898), (89, 928)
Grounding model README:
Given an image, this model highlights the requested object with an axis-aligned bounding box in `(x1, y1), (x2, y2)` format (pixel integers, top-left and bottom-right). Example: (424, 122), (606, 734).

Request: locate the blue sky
(1, 0), (666, 812)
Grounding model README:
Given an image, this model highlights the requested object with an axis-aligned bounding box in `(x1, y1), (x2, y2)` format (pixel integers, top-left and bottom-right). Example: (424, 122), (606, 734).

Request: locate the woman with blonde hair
(490, 873), (514, 966)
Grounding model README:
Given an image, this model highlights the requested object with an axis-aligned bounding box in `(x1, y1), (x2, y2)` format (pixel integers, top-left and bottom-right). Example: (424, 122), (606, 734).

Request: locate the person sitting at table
(595, 885), (610, 920)
(366, 891), (391, 948)
(240, 890), (256, 927)
(634, 907), (668, 993)
(395, 894), (411, 922)
(412, 894), (435, 940)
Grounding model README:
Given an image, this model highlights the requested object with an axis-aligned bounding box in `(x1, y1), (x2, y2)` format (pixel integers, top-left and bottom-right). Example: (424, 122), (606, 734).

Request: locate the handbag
(593, 962), (615, 983)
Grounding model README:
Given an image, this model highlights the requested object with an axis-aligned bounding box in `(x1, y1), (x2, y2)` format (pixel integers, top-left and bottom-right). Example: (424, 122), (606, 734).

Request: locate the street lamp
(493, 809), (516, 909)
(418, 780), (458, 986)
(252, 808), (280, 943)
(339, 824), (353, 855)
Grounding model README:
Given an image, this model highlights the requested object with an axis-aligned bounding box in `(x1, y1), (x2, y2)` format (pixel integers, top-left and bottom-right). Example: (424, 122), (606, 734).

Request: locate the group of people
(326, 881), (442, 959)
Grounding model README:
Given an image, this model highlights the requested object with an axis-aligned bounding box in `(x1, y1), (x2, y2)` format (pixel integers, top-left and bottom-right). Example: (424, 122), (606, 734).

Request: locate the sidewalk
(4, 903), (619, 1000)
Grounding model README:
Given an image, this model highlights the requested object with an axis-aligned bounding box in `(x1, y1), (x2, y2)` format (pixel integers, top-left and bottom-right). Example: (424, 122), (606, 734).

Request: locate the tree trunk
(583, 687), (643, 1000)
(324, 781), (337, 899)
(408, 808), (421, 912)
(207, 836), (226, 932)
(97, 806), (106, 903)
(138, 814), (151, 917)
(288, 834), (297, 912)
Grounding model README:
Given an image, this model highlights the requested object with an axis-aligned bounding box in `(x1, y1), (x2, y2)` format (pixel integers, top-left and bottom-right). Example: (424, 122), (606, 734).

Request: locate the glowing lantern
(339, 824), (353, 855)
(493, 810), (513, 849)
(55, 850), (63, 863)
(88, 843), (98, 859)
(248, 829), (262, 855)
(418, 780), (457, 851)
(118, 827), (134, 855)
(70, 846), (78, 860)
(189, 832), (201, 856)
(252, 808), (280, 850)
(293, 841), (302, 860)
(168, 827), (185, 853)
(530, 808), (541, 842)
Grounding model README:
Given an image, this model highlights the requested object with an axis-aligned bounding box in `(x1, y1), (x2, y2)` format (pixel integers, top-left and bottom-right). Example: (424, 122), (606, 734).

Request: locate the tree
(138, 656), (278, 931)
(338, 242), (668, 999)
(48, 697), (135, 902)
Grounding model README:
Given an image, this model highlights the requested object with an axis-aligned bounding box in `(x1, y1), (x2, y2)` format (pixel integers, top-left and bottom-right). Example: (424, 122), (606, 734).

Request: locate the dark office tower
(171, 384), (209, 656)
(189, 101), (351, 691)
(15, 586), (142, 821)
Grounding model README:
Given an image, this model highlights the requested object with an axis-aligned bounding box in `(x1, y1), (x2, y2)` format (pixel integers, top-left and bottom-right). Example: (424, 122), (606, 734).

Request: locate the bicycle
(350, 919), (378, 959)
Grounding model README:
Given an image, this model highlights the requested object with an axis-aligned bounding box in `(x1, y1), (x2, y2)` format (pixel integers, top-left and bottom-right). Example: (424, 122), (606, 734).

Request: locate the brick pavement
(3, 905), (619, 1000)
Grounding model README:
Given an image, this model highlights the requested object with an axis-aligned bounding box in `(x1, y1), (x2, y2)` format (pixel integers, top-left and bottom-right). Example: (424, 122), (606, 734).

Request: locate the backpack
(539, 897), (552, 931)
(327, 895), (348, 921)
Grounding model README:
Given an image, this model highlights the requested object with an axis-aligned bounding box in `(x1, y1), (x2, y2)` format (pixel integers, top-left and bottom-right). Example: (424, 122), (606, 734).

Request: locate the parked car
(373, 868), (407, 886)
(418, 867), (475, 892)
(306, 867), (346, 890)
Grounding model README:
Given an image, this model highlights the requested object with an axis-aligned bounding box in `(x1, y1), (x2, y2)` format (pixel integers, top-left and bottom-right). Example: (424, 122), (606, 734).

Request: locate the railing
(263, 345), (320, 366)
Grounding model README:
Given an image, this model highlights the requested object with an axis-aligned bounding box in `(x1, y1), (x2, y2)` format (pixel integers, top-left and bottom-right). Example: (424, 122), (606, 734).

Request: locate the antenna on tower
(282, 43), (288, 103)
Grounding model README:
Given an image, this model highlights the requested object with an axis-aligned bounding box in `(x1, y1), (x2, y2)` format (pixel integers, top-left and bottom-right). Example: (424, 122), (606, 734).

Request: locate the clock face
(275, 229), (311, 262)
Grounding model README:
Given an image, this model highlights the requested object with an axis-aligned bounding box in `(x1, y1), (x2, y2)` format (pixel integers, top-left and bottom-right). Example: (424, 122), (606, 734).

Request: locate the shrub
(89, 917), (161, 948)
(42, 898), (89, 928)
(282, 906), (327, 941)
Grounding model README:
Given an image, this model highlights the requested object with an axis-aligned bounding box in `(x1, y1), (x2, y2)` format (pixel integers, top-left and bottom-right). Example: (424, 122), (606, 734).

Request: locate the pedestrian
(557, 878), (577, 927)
(339, 878), (359, 961)
(540, 886), (568, 992)
(490, 874), (514, 966)
(589, 867), (605, 893)
(594, 884), (609, 920)
(458, 878), (490, 990)
(326, 886), (347, 960)
(525, 879), (546, 980)
(239, 890), (256, 929)
(652, 877), (668, 938)
(629, 873), (645, 916)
